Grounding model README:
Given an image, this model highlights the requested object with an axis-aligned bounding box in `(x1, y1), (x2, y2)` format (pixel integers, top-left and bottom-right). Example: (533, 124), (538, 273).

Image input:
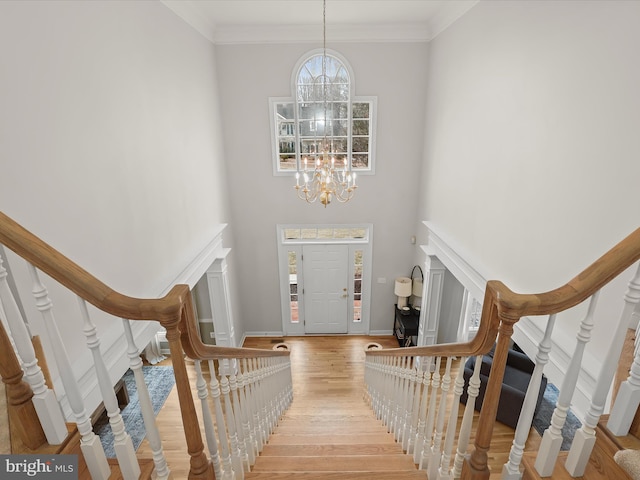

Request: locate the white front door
(303, 244), (349, 334)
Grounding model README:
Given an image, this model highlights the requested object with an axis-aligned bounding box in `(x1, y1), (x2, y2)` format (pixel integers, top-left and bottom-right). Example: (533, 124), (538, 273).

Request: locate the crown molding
(162, 0), (479, 45)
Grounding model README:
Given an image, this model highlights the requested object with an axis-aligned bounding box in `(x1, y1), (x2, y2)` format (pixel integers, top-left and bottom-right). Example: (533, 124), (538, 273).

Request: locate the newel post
(462, 306), (519, 480)
(163, 297), (214, 480)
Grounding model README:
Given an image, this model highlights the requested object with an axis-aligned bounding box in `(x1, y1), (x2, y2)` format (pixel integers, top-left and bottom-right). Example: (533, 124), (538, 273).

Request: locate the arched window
(270, 49), (376, 175)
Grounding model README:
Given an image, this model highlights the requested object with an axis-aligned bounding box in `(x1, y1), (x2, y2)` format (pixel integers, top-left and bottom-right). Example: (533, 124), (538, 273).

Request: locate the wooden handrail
(366, 227), (640, 480)
(0, 210), (288, 479)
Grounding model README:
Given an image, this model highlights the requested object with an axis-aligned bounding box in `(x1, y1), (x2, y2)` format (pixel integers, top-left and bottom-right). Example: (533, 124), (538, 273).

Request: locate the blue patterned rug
(95, 366), (175, 457)
(532, 383), (582, 451)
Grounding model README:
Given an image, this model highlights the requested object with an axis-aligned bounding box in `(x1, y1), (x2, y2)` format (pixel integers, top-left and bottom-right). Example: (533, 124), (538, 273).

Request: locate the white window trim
(269, 47), (377, 176)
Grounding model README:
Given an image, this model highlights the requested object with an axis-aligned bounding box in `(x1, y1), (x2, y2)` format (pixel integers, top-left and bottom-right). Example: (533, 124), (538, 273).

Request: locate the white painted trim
(422, 220), (598, 420)
(161, 1), (479, 45)
(160, 224), (227, 294)
(276, 224), (373, 336)
(370, 329), (394, 336)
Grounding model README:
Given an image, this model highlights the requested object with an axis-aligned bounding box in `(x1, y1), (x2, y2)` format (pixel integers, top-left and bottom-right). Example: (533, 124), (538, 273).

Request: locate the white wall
(419, 0), (640, 364)
(215, 42), (429, 335)
(0, 0), (229, 409)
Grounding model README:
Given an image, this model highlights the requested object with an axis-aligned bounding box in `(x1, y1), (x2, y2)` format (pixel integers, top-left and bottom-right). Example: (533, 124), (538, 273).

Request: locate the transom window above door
(269, 49), (377, 176)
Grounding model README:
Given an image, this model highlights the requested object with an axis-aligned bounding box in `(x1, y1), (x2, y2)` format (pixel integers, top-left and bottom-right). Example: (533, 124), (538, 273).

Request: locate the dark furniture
(460, 344), (547, 429)
(394, 305), (419, 347)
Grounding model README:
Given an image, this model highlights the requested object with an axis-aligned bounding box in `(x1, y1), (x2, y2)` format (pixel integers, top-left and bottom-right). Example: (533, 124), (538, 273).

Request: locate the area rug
(532, 382), (582, 451)
(96, 366), (175, 457)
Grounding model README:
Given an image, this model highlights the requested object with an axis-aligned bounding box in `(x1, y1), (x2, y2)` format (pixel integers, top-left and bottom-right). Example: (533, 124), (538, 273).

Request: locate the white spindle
(236, 365), (256, 466)
(221, 372), (244, 479)
(122, 319), (170, 480)
(569, 263), (640, 475)
(438, 358), (466, 480)
(414, 358), (433, 465)
(398, 356), (411, 444)
(0, 257), (67, 444)
(195, 360), (223, 479)
(535, 293), (599, 477)
(428, 356), (453, 480)
(502, 314), (557, 480)
(243, 358), (262, 455)
(403, 358), (420, 452)
(229, 369), (250, 473)
(420, 356), (442, 470)
(606, 263), (640, 435)
(78, 299), (140, 480)
(27, 266), (110, 479)
(209, 360), (235, 480)
(407, 359), (425, 455)
(453, 355), (483, 479)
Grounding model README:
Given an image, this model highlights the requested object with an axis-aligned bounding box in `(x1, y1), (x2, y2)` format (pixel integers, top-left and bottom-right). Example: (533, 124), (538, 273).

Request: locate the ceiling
(161, 0), (479, 44)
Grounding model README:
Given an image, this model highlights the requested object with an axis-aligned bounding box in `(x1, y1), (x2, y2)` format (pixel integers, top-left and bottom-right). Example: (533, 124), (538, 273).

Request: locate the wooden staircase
(243, 335), (426, 480)
(246, 399), (426, 479)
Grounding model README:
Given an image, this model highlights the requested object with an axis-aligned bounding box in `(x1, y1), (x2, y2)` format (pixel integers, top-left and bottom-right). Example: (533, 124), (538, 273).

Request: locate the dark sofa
(459, 345), (547, 429)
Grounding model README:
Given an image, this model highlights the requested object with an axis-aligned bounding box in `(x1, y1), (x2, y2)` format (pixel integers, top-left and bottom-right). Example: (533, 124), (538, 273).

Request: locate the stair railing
(365, 226), (640, 480)
(0, 211), (291, 480)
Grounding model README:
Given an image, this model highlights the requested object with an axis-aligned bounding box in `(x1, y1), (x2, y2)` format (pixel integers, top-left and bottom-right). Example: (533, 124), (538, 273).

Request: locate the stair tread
(245, 472), (427, 479)
(521, 449), (632, 480)
(107, 457), (155, 480)
(266, 432), (398, 445)
(252, 454), (418, 472)
(261, 443), (405, 456)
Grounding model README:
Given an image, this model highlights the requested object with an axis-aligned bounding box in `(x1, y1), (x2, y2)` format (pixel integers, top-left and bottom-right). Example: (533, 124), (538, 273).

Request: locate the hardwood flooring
(138, 335), (542, 479)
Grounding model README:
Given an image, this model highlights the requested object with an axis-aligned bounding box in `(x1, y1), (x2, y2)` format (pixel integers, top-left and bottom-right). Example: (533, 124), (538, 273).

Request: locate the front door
(303, 244), (349, 334)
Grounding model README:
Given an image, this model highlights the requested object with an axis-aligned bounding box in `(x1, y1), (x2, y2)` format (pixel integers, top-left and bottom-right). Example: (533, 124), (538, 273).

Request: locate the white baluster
(428, 356), (453, 480)
(229, 368), (250, 473)
(0, 257), (67, 444)
(209, 360), (235, 480)
(122, 319), (170, 480)
(242, 358), (261, 456)
(78, 299), (140, 480)
(195, 360), (223, 479)
(606, 263), (640, 434)
(27, 266), (110, 479)
(403, 357), (419, 452)
(237, 364), (256, 466)
(420, 356), (442, 470)
(535, 293), (599, 477)
(398, 356), (411, 444)
(407, 358), (424, 455)
(569, 264), (640, 474)
(453, 355), (483, 479)
(502, 314), (557, 480)
(221, 372), (244, 479)
(249, 358), (266, 451)
(438, 358), (466, 480)
(414, 357), (433, 465)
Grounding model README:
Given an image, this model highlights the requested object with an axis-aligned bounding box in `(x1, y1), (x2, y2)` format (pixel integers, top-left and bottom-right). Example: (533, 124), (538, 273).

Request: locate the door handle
(341, 293), (348, 298)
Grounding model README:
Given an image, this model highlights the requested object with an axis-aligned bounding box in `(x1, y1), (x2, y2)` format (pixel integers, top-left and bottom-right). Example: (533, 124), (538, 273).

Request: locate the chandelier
(294, 0), (357, 207)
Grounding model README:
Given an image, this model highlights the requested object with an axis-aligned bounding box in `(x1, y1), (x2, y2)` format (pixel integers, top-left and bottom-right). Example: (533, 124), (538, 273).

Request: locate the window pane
(353, 119), (369, 136)
(301, 228), (317, 239)
(317, 228), (333, 239)
(353, 249), (363, 322)
(277, 103), (295, 119)
(279, 154), (297, 170)
(331, 120), (348, 136)
(352, 154), (369, 169)
(352, 102), (370, 118)
(288, 251), (299, 323)
(284, 229), (300, 240)
(352, 137), (369, 153)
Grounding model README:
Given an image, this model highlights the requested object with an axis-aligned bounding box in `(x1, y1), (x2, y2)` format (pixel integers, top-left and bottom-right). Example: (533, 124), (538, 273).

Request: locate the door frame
(276, 224), (373, 336)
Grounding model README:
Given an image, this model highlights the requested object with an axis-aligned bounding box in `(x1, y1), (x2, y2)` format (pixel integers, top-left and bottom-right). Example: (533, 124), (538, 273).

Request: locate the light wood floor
(138, 335), (542, 479)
